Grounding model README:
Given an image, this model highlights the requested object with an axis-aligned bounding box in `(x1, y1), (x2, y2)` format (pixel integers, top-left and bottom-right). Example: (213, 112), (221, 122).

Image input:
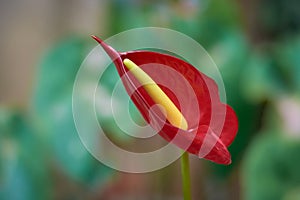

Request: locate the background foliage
(1, 0), (300, 199)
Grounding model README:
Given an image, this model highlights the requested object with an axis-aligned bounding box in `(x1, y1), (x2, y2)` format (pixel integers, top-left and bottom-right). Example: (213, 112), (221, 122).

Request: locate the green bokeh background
(1, 0), (300, 199)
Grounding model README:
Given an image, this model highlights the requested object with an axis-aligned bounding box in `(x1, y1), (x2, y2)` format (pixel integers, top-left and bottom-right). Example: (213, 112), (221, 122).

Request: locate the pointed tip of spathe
(218, 148), (232, 165)
(220, 151), (232, 165)
(91, 35), (103, 44)
(90, 34), (121, 65)
(209, 154), (232, 165)
(225, 157), (232, 165)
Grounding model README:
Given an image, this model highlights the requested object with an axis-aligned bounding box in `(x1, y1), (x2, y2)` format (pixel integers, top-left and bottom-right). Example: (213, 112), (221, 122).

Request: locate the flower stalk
(181, 151), (192, 200)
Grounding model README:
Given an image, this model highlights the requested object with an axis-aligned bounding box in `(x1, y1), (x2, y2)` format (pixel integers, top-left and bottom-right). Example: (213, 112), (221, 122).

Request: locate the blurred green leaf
(272, 36), (300, 93)
(242, 131), (300, 200)
(33, 36), (89, 116)
(31, 36), (114, 185)
(193, 0), (241, 48)
(0, 108), (51, 200)
(241, 52), (283, 102)
(109, 0), (149, 34)
(204, 32), (263, 177)
(241, 35), (300, 102)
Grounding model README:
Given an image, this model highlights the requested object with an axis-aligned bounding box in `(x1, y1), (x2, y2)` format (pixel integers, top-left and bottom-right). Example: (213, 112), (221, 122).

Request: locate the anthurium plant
(92, 35), (238, 200)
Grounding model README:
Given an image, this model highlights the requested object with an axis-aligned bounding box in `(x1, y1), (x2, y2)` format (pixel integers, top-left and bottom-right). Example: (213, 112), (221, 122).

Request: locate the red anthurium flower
(92, 35), (238, 165)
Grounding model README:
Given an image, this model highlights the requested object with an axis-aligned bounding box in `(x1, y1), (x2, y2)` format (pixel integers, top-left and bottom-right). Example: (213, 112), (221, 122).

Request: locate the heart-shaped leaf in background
(31, 36), (116, 185)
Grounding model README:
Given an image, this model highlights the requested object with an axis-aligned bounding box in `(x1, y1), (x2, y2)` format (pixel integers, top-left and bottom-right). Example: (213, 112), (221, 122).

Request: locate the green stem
(181, 151), (192, 200)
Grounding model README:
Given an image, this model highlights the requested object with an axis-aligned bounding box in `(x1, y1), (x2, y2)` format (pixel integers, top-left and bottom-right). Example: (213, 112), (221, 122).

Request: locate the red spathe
(92, 36), (238, 165)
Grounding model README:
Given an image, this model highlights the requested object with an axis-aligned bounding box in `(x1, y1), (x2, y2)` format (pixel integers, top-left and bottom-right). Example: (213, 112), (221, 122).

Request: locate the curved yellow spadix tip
(123, 58), (188, 130)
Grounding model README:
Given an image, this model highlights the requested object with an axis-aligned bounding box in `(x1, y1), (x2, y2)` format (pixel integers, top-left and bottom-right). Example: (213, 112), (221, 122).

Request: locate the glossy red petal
(93, 36), (238, 165)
